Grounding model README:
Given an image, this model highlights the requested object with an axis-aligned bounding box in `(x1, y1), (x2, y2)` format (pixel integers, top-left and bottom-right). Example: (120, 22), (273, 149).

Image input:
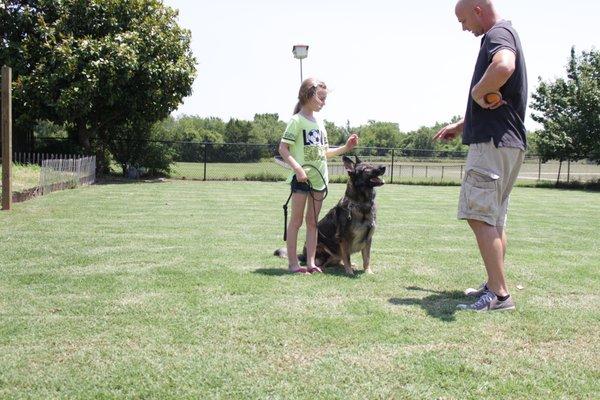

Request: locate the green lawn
(1, 181), (598, 399)
(170, 160), (600, 184)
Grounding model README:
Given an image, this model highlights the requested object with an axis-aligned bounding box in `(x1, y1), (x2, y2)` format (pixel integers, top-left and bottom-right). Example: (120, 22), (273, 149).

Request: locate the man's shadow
(389, 286), (467, 322)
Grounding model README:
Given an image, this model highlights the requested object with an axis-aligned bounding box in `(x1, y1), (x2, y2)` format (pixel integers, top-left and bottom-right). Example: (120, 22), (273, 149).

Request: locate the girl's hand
(295, 168), (308, 183)
(346, 133), (359, 150)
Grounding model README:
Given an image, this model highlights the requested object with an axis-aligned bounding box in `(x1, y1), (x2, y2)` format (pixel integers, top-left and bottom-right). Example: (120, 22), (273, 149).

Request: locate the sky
(163, 0), (599, 132)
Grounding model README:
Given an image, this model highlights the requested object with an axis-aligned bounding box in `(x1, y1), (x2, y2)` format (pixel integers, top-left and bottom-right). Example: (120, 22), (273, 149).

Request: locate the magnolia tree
(1, 0), (197, 174)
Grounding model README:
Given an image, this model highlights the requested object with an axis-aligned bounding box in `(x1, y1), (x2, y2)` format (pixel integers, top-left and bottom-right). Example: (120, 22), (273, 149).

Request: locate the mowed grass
(0, 181), (598, 399)
(170, 160), (600, 183)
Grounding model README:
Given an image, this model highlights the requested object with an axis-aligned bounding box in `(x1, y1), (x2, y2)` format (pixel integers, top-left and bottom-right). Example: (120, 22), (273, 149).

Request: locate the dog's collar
(340, 198), (375, 219)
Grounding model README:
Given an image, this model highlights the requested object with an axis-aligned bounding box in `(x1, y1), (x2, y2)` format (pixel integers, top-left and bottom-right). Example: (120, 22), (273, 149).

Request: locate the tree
(1, 0), (197, 174)
(324, 120), (346, 146)
(531, 47), (600, 169)
(251, 113), (285, 146)
(355, 121), (401, 155)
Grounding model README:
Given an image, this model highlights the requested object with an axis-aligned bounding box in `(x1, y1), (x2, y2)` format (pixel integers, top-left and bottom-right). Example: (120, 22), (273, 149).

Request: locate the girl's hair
(293, 78), (327, 114)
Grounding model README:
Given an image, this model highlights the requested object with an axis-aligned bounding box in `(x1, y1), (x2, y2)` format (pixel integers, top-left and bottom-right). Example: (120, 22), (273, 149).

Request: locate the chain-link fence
(169, 142), (600, 184)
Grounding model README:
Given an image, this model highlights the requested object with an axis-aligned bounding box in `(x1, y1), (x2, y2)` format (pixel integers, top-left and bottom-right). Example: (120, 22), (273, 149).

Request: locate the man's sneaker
(457, 291), (495, 311)
(464, 282), (488, 297)
(488, 296), (516, 311)
(457, 292), (516, 312)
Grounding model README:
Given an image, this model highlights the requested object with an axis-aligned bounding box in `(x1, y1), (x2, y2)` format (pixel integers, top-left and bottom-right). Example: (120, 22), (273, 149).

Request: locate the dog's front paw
(364, 267), (374, 275)
(344, 266), (355, 275)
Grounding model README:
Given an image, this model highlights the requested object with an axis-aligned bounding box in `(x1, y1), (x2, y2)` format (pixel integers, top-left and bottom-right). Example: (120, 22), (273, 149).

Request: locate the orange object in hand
(484, 92), (502, 104)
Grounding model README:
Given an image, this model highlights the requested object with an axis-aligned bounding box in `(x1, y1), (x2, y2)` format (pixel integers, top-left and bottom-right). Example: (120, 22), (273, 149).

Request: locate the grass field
(170, 160), (600, 183)
(1, 181), (599, 399)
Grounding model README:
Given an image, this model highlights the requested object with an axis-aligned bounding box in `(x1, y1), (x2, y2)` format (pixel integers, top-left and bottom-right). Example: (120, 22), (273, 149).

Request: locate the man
(434, 0), (528, 311)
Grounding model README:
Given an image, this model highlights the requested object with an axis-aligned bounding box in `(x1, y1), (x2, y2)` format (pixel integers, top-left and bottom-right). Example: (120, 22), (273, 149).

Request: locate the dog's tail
(273, 248), (288, 258)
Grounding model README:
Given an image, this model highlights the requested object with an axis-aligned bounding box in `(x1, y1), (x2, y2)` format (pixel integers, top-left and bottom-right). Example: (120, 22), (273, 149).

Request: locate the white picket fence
(40, 156), (96, 195)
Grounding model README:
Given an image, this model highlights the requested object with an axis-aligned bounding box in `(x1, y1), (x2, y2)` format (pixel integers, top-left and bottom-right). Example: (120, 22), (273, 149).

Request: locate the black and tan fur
(275, 156), (385, 275)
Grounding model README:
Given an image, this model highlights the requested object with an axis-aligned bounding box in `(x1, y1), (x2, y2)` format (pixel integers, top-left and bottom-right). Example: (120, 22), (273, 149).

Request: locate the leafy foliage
(1, 0), (197, 175)
(531, 47), (600, 164)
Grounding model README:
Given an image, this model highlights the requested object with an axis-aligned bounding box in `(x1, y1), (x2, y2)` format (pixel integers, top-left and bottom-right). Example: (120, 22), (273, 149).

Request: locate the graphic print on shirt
(302, 129), (326, 162)
(303, 129), (324, 146)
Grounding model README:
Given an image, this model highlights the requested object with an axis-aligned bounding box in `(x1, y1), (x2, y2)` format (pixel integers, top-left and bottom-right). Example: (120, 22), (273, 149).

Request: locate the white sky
(163, 0), (599, 131)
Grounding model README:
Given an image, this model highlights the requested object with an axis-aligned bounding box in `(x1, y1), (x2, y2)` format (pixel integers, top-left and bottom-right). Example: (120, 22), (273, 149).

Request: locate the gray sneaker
(464, 282), (488, 297)
(488, 296), (516, 311)
(457, 292), (516, 312)
(457, 291), (495, 311)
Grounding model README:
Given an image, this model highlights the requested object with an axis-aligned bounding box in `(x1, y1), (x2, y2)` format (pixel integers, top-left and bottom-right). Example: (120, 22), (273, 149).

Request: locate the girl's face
(307, 88), (327, 112)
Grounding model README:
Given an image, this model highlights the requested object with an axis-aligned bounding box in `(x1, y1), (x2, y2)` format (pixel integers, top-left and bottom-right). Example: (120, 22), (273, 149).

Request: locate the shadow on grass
(95, 177), (168, 185)
(389, 286), (467, 322)
(253, 267), (364, 279)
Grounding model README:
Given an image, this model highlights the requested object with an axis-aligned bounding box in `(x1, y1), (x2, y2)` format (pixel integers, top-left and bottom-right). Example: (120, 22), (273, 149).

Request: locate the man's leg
(467, 219), (509, 297)
(464, 225), (506, 296)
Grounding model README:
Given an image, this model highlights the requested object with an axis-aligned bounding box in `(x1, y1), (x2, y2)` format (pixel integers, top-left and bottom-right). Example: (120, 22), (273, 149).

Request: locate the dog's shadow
(389, 286), (466, 322)
(253, 267), (364, 279)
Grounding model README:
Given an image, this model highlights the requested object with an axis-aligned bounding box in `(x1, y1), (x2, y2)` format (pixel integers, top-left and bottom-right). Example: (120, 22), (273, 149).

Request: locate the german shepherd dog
(275, 156), (386, 275)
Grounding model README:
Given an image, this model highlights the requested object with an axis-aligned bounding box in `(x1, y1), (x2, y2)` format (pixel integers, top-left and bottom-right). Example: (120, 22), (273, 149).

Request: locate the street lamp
(292, 44), (309, 83)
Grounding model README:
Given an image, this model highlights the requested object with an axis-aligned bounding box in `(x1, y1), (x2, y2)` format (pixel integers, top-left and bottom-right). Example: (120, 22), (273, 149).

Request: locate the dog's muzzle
(370, 166), (386, 186)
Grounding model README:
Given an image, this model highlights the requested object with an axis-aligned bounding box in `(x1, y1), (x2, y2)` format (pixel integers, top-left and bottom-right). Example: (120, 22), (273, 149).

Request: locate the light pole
(292, 44), (309, 83)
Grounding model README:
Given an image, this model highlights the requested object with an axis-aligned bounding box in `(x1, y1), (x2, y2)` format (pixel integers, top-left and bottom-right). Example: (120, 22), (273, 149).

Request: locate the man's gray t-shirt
(463, 20), (528, 149)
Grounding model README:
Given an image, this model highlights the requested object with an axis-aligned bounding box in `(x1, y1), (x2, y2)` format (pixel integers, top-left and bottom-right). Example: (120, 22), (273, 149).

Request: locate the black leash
(283, 164), (328, 241)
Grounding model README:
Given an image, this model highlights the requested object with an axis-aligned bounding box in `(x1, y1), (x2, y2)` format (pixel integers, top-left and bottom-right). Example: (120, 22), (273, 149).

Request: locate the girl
(278, 78), (358, 274)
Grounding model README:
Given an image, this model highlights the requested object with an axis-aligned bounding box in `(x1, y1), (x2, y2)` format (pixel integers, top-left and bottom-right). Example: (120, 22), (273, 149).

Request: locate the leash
(283, 163), (328, 241)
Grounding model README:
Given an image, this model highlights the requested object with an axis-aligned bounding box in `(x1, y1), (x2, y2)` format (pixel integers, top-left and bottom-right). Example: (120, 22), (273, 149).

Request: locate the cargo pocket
(464, 167), (499, 216)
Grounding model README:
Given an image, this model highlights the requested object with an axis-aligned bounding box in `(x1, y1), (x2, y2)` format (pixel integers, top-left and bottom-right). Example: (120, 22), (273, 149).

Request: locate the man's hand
(434, 121), (463, 142)
(472, 90), (506, 110)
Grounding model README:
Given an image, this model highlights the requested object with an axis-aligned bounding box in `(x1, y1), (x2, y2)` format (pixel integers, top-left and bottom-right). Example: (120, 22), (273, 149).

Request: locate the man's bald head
(455, 0), (492, 12)
(455, 0), (498, 37)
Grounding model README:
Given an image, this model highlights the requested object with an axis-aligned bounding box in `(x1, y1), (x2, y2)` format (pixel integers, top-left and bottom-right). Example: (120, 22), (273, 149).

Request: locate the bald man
(434, 0), (528, 311)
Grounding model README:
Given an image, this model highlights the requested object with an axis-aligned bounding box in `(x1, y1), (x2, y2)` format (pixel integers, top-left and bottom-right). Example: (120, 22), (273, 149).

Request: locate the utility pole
(2, 65), (12, 211)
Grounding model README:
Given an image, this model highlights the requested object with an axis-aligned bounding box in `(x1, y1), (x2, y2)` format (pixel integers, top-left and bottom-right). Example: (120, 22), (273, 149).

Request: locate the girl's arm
(325, 134), (359, 158)
(278, 141), (308, 182)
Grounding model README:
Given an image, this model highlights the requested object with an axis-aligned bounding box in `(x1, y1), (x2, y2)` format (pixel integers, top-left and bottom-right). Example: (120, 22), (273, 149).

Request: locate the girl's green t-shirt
(281, 114), (329, 190)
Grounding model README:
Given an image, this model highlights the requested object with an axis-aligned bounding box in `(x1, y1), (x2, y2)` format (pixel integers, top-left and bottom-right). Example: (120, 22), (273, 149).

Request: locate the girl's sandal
(289, 267), (309, 274)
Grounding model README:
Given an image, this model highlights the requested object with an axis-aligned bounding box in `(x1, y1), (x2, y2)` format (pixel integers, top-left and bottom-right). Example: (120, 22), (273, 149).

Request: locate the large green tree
(1, 0), (197, 174)
(531, 48), (600, 167)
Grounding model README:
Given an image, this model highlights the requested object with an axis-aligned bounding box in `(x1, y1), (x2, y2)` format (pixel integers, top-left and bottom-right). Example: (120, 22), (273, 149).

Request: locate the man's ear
(343, 156), (355, 172)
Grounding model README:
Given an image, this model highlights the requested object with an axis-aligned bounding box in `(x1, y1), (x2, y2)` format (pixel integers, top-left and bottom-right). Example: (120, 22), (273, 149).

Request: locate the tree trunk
(556, 160), (563, 186)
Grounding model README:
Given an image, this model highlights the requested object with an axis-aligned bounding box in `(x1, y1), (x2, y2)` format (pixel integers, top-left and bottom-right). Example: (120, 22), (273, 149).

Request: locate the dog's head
(343, 156), (386, 188)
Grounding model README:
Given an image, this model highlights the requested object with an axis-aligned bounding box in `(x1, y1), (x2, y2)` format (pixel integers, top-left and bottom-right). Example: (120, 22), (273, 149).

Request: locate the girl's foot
(308, 266), (323, 274)
(288, 266), (309, 274)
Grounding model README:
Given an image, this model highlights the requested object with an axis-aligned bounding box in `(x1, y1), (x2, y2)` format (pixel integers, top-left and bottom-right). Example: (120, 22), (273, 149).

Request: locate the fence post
(2, 66), (12, 211)
(460, 165), (463, 180)
(441, 165), (445, 181)
(567, 159), (571, 183)
(390, 148), (395, 184)
(203, 142), (207, 181)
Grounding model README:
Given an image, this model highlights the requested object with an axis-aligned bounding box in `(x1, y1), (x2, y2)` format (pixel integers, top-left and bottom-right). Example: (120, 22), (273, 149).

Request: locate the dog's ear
(354, 155), (362, 164)
(342, 156), (355, 172)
